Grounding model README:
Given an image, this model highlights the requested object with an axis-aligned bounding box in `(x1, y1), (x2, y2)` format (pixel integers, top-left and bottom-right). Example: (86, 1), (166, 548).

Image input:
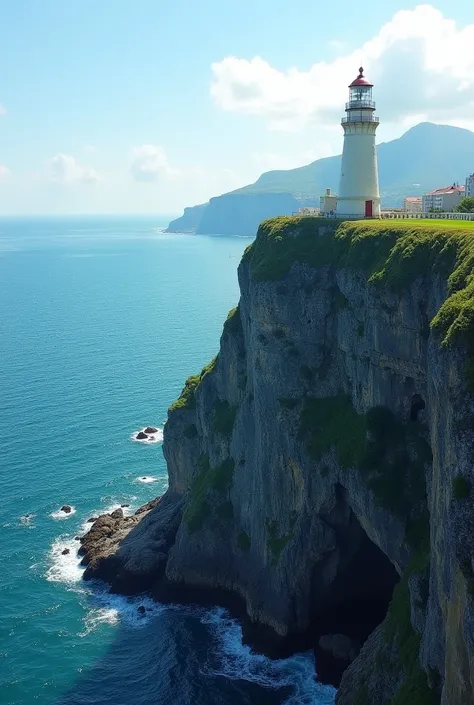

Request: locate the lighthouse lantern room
(336, 67), (381, 218)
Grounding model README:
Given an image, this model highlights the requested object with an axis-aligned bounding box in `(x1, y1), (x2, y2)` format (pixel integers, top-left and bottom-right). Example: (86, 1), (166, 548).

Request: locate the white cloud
(0, 105), (6, 116)
(0, 164), (11, 181)
(210, 5), (474, 130)
(130, 145), (178, 182)
(48, 153), (100, 184)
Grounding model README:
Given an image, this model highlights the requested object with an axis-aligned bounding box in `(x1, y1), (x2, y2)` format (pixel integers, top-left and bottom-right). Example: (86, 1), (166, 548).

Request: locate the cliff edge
(84, 217), (474, 704)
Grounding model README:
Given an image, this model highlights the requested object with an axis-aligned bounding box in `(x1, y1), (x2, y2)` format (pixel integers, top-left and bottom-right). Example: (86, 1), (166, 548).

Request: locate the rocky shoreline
(79, 494), (182, 595)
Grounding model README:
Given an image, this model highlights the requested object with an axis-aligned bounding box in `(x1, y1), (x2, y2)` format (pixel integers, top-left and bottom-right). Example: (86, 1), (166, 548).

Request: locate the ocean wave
(136, 476), (158, 484)
(79, 590), (166, 636)
(46, 536), (85, 584)
(50, 506), (77, 520)
(201, 607), (337, 705)
(131, 427), (164, 444)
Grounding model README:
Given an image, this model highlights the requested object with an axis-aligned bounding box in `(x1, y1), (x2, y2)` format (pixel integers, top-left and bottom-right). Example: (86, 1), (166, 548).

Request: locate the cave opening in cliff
(309, 486), (399, 687)
(410, 393), (426, 421)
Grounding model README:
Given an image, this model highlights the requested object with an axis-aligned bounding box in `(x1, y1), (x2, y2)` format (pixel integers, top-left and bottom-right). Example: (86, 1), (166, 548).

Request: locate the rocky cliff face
(85, 217), (474, 705)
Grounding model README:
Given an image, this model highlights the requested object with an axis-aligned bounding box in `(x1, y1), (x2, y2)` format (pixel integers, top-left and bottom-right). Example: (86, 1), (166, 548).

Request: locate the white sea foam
(50, 506), (77, 520)
(46, 536), (85, 584)
(200, 607), (336, 705)
(137, 476), (158, 484)
(79, 590), (165, 636)
(131, 427), (163, 444)
(19, 513), (36, 526)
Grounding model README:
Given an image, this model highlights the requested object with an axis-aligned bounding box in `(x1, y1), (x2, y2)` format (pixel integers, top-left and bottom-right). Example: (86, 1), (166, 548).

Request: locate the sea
(0, 216), (336, 705)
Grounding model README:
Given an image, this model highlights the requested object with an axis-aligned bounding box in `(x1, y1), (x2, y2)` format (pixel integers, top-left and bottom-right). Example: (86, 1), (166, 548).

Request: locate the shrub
(169, 356), (219, 413)
(169, 374), (200, 412)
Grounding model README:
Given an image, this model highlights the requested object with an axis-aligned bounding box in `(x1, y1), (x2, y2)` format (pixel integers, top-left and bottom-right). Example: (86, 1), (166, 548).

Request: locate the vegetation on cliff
(299, 396), (431, 524)
(245, 216), (474, 386)
(168, 355), (219, 413)
(183, 454), (235, 533)
(384, 558), (438, 705)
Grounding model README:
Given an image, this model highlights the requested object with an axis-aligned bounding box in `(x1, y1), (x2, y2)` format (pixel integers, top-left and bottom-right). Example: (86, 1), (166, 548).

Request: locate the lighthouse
(336, 67), (380, 218)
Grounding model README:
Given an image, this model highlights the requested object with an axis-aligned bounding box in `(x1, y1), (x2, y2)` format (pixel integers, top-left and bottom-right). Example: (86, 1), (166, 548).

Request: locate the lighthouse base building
(335, 67), (381, 218)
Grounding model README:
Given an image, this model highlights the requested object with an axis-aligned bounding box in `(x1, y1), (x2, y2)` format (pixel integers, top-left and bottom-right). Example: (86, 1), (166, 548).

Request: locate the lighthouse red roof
(349, 67), (373, 88)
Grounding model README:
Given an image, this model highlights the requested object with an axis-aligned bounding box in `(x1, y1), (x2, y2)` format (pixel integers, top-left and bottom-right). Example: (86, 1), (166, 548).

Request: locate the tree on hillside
(454, 197), (474, 213)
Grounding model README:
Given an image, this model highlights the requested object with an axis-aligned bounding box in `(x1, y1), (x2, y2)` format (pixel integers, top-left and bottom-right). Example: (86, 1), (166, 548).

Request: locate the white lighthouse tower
(336, 67), (380, 218)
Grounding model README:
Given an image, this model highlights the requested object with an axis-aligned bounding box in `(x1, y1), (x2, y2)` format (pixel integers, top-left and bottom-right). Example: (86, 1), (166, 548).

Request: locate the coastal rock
(87, 516), (98, 523)
(81, 494), (183, 594)
(61, 548), (70, 555)
(110, 509), (123, 520)
(136, 431), (148, 440)
(144, 427), (158, 434)
(60, 505), (72, 513)
(121, 504), (130, 508)
(81, 218), (474, 704)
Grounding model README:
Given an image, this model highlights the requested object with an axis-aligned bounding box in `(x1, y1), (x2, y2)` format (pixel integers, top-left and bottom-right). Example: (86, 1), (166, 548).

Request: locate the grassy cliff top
(243, 216), (474, 385)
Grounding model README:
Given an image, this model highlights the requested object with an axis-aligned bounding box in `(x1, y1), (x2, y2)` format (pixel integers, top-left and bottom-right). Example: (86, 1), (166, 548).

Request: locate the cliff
(83, 217), (474, 704)
(166, 123), (474, 236)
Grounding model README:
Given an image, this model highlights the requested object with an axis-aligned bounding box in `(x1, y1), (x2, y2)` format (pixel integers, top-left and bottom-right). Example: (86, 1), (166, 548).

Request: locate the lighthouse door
(365, 200), (373, 217)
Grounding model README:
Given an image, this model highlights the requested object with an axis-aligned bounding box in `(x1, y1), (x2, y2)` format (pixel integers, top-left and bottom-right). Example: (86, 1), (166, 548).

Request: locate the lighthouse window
(350, 86), (372, 103)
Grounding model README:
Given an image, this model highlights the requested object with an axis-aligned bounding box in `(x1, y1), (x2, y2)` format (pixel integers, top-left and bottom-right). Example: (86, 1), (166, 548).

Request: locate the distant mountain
(166, 123), (474, 236)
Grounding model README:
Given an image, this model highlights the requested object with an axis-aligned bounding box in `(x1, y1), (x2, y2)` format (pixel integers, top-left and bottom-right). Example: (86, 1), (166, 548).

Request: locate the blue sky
(1, 1), (474, 215)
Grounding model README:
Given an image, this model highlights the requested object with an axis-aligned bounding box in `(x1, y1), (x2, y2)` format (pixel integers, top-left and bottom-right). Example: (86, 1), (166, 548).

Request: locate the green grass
(169, 355), (219, 413)
(212, 400), (238, 435)
(452, 475), (471, 500)
(237, 531), (251, 551)
(184, 455), (235, 533)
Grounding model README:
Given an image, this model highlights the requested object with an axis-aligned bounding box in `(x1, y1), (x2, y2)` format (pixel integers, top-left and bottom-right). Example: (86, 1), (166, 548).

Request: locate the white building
(466, 174), (474, 198)
(404, 197), (422, 213)
(336, 67), (380, 218)
(422, 184), (465, 212)
(320, 188), (337, 215)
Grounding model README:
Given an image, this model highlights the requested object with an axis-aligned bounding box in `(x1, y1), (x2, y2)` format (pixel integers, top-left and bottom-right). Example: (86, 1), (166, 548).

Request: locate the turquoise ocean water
(0, 216), (336, 705)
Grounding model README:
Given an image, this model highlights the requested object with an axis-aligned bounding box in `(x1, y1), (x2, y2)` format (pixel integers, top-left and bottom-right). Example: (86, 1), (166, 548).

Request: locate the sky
(1, 1), (474, 215)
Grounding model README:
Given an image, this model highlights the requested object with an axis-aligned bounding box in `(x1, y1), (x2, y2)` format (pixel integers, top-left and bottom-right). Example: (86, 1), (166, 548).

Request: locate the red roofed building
(422, 184), (465, 212)
(404, 196), (422, 213)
